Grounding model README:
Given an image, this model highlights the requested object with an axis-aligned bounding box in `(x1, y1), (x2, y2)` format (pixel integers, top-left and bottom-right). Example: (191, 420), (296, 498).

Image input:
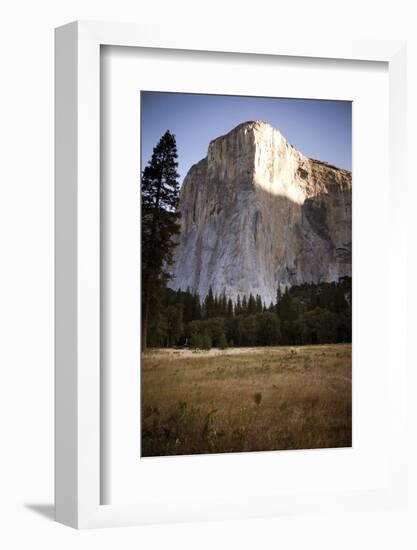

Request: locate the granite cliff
(169, 121), (352, 305)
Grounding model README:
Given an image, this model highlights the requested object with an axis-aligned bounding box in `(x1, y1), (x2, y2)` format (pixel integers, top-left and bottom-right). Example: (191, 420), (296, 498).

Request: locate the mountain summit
(169, 121), (352, 304)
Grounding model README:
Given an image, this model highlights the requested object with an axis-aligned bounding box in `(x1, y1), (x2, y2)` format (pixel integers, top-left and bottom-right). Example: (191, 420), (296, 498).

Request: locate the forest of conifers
(145, 276), (352, 349)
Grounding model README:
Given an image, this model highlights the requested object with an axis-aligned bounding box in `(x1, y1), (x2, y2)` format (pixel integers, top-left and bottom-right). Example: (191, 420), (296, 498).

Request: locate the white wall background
(0, 0), (416, 548)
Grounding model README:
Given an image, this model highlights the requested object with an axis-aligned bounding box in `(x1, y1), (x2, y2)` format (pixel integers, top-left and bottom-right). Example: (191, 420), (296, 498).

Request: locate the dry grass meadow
(141, 344), (352, 457)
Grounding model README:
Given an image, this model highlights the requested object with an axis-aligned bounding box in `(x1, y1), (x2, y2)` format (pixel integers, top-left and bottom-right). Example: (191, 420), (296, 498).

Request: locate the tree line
(146, 277), (352, 349)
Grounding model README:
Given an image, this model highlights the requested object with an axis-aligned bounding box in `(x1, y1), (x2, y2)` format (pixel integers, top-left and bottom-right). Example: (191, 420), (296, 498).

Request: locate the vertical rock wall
(170, 120), (352, 305)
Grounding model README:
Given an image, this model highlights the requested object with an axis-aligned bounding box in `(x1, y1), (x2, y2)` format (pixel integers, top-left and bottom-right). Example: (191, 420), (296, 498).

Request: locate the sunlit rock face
(169, 120), (352, 305)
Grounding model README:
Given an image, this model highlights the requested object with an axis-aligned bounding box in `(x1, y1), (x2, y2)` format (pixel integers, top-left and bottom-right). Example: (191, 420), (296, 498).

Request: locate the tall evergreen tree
(227, 298), (234, 318)
(193, 291), (202, 320)
(204, 287), (215, 319)
(256, 294), (263, 313)
(141, 130), (181, 350)
(213, 293), (219, 317)
(235, 295), (241, 316)
(248, 293), (257, 315)
(242, 295), (248, 315)
(221, 291), (228, 317)
(276, 286), (282, 317)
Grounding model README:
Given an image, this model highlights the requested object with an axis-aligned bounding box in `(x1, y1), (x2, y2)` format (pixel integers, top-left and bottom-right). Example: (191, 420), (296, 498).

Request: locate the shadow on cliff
(171, 183), (352, 303)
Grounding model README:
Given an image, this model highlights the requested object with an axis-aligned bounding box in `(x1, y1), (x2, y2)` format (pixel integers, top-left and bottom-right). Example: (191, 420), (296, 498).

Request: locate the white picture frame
(55, 21), (407, 529)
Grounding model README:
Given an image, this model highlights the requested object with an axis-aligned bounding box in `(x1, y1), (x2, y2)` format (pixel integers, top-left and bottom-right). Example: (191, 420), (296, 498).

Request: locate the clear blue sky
(141, 92), (352, 184)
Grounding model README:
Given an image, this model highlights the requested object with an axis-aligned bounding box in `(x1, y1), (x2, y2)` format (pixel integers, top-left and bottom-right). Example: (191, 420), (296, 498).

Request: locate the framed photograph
(55, 21), (407, 528)
(139, 92), (353, 459)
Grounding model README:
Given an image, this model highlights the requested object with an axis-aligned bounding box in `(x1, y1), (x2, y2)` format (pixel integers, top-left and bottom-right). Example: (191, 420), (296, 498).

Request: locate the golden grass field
(141, 344), (352, 456)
